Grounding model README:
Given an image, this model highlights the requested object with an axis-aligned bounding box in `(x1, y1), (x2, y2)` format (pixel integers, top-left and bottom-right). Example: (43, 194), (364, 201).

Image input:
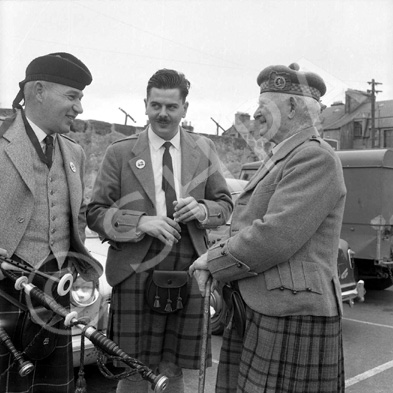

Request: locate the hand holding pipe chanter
(0, 253), (74, 296)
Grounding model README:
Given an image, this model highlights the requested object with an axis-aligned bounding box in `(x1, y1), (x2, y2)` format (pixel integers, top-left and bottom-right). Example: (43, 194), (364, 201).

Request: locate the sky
(1, 0), (392, 135)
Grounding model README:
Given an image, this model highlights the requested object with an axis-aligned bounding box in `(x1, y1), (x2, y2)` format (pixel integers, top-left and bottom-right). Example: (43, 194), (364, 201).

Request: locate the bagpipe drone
(0, 256), (168, 392)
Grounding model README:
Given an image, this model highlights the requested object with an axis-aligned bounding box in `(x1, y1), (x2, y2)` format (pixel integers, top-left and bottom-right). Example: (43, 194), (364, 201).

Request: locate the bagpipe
(0, 256), (169, 392)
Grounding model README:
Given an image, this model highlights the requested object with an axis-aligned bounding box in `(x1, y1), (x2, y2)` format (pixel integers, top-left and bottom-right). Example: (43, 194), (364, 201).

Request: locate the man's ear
(182, 101), (189, 118)
(34, 81), (45, 103)
(288, 96), (296, 119)
(144, 98), (148, 114)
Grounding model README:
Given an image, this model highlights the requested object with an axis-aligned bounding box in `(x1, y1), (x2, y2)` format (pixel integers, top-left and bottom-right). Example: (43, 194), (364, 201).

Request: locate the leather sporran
(222, 282), (246, 338)
(17, 307), (59, 361)
(145, 271), (189, 314)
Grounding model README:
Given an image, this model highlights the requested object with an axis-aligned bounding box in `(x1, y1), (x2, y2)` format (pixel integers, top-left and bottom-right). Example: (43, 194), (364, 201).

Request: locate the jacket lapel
(179, 129), (199, 197)
(57, 135), (82, 217)
(244, 127), (319, 192)
(128, 130), (156, 207)
(3, 112), (36, 195)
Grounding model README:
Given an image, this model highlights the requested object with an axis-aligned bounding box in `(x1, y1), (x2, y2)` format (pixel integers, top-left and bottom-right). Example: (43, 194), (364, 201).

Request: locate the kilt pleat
(0, 259), (74, 393)
(108, 229), (212, 370)
(216, 305), (345, 393)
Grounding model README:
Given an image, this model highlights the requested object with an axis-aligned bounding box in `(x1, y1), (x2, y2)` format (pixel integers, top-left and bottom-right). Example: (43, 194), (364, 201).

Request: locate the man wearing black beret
(0, 52), (102, 393)
(190, 63), (346, 392)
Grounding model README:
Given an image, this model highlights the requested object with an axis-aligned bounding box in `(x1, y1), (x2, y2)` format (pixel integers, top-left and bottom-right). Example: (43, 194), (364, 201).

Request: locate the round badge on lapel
(136, 159), (145, 169)
(69, 162), (76, 172)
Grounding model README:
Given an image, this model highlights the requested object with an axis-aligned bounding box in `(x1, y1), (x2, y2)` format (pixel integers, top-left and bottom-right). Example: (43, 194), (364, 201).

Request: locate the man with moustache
(190, 63), (346, 392)
(0, 52), (102, 393)
(87, 69), (233, 393)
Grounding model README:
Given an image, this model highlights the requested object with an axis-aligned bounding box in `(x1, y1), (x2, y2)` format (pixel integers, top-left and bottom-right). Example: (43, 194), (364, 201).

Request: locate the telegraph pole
(210, 117), (226, 136)
(367, 79), (382, 148)
(119, 107), (136, 125)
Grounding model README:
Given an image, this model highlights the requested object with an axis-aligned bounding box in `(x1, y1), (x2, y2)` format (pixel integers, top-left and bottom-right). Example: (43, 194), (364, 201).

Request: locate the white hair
(291, 95), (322, 127)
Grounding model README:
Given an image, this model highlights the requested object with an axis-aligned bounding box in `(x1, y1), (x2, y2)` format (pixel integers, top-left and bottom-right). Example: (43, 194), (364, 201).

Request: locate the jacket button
(114, 222), (119, 228)
(17, 217), (25, 223)
(307, 287), (312, 291)
(280, 286), (284, 290)
(236, 263), (242, 268)
(221, 250), (227, 256)
(292, 290), (297, 294)
(217, 213), (222, 218)
(219, 243), (225, 248)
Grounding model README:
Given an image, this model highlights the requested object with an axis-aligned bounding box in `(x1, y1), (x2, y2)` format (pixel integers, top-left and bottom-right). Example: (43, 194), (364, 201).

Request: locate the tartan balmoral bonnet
(257, 62), (326, 101)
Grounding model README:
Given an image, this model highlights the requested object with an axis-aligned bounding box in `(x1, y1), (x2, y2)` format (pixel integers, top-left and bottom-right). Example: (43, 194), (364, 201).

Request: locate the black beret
(256, 63), (326, 101)
(13, 52), (92, 108)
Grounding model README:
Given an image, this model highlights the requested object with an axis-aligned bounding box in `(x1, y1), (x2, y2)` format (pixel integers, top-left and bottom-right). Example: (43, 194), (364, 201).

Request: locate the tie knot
(163, 141), (172, 150)
(44, 135), (54, 147)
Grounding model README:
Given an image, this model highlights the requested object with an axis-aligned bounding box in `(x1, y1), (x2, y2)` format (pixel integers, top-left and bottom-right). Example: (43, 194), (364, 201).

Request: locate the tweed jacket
(0, 110), (103, 281)
(208, 127), (346, 317)
(87, 128), (233, 287)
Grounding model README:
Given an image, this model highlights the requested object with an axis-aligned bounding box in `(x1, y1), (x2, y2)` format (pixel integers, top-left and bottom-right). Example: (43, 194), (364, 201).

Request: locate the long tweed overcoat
(208, 127), (346, 317)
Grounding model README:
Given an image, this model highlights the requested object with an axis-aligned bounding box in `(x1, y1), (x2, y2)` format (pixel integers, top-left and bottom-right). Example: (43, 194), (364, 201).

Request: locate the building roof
(322, 98), (393, 130)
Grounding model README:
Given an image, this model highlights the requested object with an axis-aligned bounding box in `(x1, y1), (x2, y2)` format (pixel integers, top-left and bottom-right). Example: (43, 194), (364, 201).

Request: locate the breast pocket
(264, 260), (323, 295)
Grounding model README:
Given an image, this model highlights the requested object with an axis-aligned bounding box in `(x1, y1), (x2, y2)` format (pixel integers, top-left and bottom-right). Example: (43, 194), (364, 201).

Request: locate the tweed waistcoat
(14, 139), (71, 268)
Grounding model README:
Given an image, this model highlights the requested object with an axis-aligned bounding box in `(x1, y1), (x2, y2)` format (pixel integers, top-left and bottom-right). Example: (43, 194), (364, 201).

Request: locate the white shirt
(148, 126), (182, 216)
(26, 116), (57, 153)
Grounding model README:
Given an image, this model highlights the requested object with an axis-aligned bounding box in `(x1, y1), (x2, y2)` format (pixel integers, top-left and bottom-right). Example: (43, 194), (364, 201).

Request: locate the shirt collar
(26, 116), (57, 145)
(271, 131), (299, 155)
(147, 125), (181, 151)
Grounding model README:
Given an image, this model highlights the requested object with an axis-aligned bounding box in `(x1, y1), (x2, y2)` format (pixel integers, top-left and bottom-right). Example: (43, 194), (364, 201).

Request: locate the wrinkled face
(40, 83), (84, 135)
(253, 92), (287, 144)
(144, 88), (188, 140)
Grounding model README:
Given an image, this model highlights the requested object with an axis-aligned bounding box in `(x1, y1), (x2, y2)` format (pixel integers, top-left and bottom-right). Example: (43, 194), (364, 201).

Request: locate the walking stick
(198, 276), (212, 393)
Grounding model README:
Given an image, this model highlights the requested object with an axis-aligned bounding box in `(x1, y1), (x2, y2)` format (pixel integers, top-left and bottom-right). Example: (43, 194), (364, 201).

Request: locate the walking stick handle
(198, 276), (212, 393)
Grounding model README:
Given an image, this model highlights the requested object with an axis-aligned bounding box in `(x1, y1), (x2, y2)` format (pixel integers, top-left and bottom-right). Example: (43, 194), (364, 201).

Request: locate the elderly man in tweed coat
(190, 63), (347, 393)
(0, 52), (102, 393)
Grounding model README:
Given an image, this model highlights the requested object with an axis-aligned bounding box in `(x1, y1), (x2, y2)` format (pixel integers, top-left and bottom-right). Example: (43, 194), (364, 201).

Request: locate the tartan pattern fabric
(108, 228), (212, 370)
(259, 79), (322, 101)
(0, 260), (74, 393)
(216, 306), (345, 393)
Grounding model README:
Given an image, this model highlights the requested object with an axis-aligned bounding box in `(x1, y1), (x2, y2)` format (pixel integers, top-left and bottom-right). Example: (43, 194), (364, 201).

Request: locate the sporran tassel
(75, 330), (87, 393)
(165, 289), (173, 312)
(154, 286), (161, 308)
(176, 288), (183, 310)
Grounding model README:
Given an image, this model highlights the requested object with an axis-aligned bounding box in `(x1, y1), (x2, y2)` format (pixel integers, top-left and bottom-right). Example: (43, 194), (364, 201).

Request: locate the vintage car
(336, 149), (393, 290)
(71, 229), (112, 367)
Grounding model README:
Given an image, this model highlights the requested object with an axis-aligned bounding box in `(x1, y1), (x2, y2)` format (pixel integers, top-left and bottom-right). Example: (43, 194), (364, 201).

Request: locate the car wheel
(210, 287), (228, 335)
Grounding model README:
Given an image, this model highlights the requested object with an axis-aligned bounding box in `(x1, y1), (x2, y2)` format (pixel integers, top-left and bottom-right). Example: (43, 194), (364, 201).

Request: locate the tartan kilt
(0, 259), (74, 393)
(216, 305), (345, 393)
(108, 229), (212, 370)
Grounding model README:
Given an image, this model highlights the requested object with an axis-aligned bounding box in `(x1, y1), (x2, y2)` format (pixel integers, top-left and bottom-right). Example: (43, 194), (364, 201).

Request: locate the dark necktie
(44, 135), (54, 168)
(162, 142), (176, 218)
